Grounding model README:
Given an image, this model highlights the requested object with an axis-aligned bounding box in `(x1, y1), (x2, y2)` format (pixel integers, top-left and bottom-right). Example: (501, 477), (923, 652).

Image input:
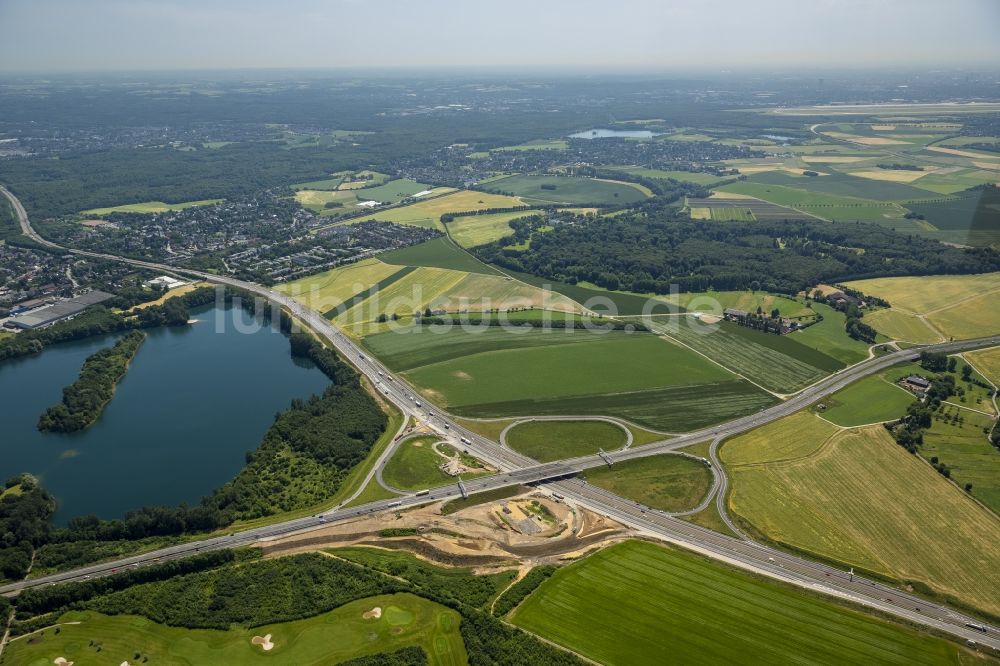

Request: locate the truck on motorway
(388, 501), (402, 508)
(415, 489), (430, 496)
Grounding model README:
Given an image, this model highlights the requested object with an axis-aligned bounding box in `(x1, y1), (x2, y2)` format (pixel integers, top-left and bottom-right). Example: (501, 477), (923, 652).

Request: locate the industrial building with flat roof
(7, 290), (114, 330)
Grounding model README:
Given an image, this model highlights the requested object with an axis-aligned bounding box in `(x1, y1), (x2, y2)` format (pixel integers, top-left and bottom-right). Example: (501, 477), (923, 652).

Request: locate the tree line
(474, 207), (1000, 296)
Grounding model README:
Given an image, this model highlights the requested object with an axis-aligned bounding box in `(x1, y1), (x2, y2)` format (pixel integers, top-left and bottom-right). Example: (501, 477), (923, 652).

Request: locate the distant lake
(0, 304), (330, 524)
(569, 128), (660, 139)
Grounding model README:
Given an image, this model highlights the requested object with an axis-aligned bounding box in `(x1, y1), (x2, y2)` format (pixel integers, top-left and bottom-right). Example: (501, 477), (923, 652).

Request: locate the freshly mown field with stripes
(510, 540), (973, 666)
(647, 317), (842, 393)
(4, 595), (465, 666)
(721, 417), (1000, 617)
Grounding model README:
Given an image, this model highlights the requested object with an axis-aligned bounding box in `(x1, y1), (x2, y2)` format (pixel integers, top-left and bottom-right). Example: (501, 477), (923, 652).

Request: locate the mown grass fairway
(510, 540), (971, 666)
(381, 436), (490, 490)
(845, 273), (1000, 341)
(817, 374), (915, 426)
(581, 454), (712, 512)
(348, 189), (521, 229)
(447, 210), (536, 247)
(488, 174), (649, 205)
(5, 595), (465, 666)
(81, 199), (222, 216)
(722, 421), (1000, 617)
(403, 333), (733, 407)
(505, 419), (628, 461)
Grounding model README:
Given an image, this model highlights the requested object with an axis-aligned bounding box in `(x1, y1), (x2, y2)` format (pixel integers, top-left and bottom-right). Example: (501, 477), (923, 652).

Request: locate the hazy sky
(1, 0), (998, 72)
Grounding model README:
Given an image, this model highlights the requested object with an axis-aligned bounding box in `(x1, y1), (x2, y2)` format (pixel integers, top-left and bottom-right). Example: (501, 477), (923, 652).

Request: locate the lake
(0, 304), (331, 523)
(569, 128), (660, 139)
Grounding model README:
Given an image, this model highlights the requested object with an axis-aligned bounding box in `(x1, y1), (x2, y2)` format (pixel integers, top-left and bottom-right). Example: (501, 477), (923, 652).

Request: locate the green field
(510, 540), (970, 666)
(447, 211), (536, 248)
(492, 139), (569, 152)
(5, 595), (465, 666)
(647, 317), (840, 393)
(792, 303), (873, 365)
(581, 455), (713, 512)
(504, 419), (628, 461)
(747, 170), (934, 202)
(381, 436), (490, 491)
(817, 374), (916, 427)
(403, 333), (733, 407)
(722, 419), (1000, 617)
(449, 380), (776, 432)
(487, 174), (649, 205)
(716, 181), (909, 224)
(379, 237), (504, 275)
(672, 290), (814, 320)
(81, 199), (222, 216)
(922, 405), (1000, 515)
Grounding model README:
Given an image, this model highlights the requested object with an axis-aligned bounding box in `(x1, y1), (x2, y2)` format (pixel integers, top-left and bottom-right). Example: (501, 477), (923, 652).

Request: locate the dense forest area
(476, 208), (1000, 296)
(37, 330), (146, 433)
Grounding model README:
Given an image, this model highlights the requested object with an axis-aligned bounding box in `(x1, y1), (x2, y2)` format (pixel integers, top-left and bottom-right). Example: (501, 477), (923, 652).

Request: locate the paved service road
(3, 185), (999, 651)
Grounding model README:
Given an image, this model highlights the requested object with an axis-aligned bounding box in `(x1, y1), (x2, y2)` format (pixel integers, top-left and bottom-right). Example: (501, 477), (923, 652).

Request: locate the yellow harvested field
(735, 164), (823, 176)
(448, 211), (536, 248)
(708, 191), (754, 199)
(558, 207), (600, 215)
(800, 156), (867, 164)
(862, 309), (941, 343)
(846, 273), (1000, 314)
(973, 161), (1000, 172)
(724, 423), (1000, 617)
(337, 180), (373, 190)
(275, 259), (400, 314)
(848, 169), (930, 183)
(927, 146), (1000, 160)
(967, 347), (1000, 386)
(823, 132), (910, 146)
(926, 293), (1000, 340)
(720, 412), (837, 466)
(689, 207), (711, 220)
(349, 190), (521, 230)
(870, 124), (896, 130)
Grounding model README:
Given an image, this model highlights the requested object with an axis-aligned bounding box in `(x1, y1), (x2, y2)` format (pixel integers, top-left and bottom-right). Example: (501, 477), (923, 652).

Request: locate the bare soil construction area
(256, 490), (627, 569)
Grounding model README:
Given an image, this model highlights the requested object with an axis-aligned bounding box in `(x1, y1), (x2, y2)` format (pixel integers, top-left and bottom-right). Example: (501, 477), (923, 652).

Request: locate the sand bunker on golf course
(251, 634), (275, 651)
(362, 606), (383, 620)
